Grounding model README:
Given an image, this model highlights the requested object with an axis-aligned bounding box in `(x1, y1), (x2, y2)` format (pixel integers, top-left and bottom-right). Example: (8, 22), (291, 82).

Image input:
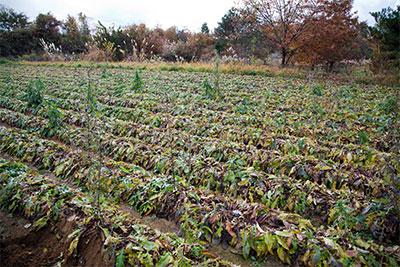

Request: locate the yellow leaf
(68, 236), (79, 256)
(277, 247), (286, 262)
(319, 165), (332, 171)
(346, 152), (353, 162)
(355, 239), (370, 249)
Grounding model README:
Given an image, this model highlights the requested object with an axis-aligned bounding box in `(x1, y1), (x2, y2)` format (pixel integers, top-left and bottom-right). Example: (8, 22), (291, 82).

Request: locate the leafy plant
(311, 84), (324, 96)
(114, 74), (126, 97)
(379, 96), (398, 115)
(202, 79), (217, 99)
(25, 79), (44, 108)
(358, 131), (369, 145)
(132, 69), (144, 92)
(328, 200), (358, 231)
(42, 101), (64, 137)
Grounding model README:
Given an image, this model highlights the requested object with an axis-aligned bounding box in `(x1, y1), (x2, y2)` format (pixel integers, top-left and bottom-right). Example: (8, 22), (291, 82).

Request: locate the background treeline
(0, 0), (398, 73)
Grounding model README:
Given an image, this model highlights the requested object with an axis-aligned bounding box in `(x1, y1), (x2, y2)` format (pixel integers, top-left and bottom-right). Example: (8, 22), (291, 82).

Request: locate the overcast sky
(3, 0), (399, 31)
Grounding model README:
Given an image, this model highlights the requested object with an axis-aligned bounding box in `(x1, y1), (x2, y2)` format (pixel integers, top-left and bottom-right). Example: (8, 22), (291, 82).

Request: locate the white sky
(2, 0), (399, 31)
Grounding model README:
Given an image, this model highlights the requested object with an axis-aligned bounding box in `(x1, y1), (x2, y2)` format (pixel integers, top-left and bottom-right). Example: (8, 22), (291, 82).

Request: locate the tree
(0, 6), (29, 31)
(201, 22), (210, 34)
(123, 23), (164, 61)
(241, 0), (319, 66)
(369, 6), (400, 73)
(0, 6), (33, 57)
(33, 13), (62, 48)
(62, 13), (91, 54)
(295, 0), (362, 70)
(215, 8), (241, 53)
(78, 12), (90, 37)
(94, 21), (126, 61)
(215, 7), (273, 61)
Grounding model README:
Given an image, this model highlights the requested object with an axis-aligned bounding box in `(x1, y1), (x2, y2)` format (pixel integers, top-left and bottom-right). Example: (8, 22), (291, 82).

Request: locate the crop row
(0, 158), (231, 266)
(1, 66), (395, 152)
(0, 101), (396, 201)
(0, 125), (398, 266)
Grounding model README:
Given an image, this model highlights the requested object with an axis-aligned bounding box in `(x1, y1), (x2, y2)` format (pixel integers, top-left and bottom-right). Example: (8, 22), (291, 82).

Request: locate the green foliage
(132, 70), (144, 92)
(94, 21), (125, 61)
(101, 67), (110, 79)
(370, 6), (400, 73)
(358, 131), (369, 145)
(329, 200), (358, 231)
(42, 101), (64, 137)
(311, 84), (324, 96)
(0, 6), (29, 31)
(379, 96), (398, 115)
(62, 13), (90, 54)
(200, 23), (210, 34)
(114, 74), (126, 97)
(116, 249), (125, 267)
(25, 79), (44, 108)
(202, 79), (216, 99)
(202, 56), (222, 99)
(0, 65), (399, 266)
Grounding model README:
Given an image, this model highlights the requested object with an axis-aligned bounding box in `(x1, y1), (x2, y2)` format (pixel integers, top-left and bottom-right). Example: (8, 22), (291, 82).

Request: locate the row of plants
(1, 78), (396, 165)
(0, 102), (396, 202)
(0, 158), (231, 266)
(0, 64), (398, 266)
(0, 125), (398, 266)
(1, 66), (396, 152)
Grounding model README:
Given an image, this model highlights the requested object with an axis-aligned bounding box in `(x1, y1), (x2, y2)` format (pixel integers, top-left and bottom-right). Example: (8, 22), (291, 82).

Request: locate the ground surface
(0, 63), (398, 266)
(0, 210), (111, 267)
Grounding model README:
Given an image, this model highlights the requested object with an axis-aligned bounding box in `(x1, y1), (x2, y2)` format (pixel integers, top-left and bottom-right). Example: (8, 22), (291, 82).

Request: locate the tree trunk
(281, 48), (287, 67)
(328, 61), (334, 72)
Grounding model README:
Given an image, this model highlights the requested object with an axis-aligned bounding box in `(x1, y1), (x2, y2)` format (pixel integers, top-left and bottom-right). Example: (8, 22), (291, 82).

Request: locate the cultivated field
(0, 63), (399, 266)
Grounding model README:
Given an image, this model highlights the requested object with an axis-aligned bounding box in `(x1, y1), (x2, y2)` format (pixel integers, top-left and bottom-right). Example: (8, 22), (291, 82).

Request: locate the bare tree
(242, 0), (319, 66)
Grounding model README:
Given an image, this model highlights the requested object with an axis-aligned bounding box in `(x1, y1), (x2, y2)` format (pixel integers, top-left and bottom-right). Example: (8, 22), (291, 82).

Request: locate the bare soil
(0, 210), (113, 267)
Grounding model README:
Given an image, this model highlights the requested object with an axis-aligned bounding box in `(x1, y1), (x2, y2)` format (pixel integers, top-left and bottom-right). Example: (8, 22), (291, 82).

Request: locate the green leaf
(277, 246), (286, 262)
(264, 233), (275, 255)
(33, 216), (48, 230)
(275, 230), (292, 237)
(116, 249), (125, 267)
(312, 248), (321, 265)
(156, 252), (173, 267)
(242, 232), (251, 259)
(142, 240), (155, 251)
